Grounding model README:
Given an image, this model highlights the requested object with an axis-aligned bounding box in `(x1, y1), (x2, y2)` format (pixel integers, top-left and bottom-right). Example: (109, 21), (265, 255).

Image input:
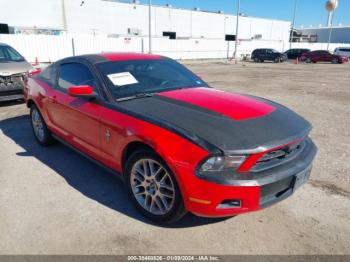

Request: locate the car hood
(117, 87), (311, 155)
(0, 61), (32, 76)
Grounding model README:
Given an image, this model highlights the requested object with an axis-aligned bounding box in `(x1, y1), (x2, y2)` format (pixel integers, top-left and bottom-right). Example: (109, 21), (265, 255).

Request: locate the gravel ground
(0, 60), (349, 255)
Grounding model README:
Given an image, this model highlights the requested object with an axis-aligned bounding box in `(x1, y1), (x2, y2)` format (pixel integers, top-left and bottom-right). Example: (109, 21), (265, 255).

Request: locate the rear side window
(58, 63), (96, 91)
(339, 48), (350, 52)
(39, 65), (56, 85)
(319, 51), (329, 55)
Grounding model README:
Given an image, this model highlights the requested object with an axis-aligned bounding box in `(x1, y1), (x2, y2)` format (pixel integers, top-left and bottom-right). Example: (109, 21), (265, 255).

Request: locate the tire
(124, 149), (187, 224)
(332, 58), (339, 64)
(30, 105), (54, 146)
(274, 57), (281, 63)
(306, 58), (312, 63)
(253, 57), (259, 63)
(260, 59), (264, 63)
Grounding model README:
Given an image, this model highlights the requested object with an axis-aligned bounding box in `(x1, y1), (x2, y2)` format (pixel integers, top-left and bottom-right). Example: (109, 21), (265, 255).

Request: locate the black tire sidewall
(124, 150), (186, 224)
(30, 105), (52, 146)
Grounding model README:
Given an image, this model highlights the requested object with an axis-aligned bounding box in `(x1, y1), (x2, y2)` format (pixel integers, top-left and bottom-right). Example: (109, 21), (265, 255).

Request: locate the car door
(47, 61), (102, 158)
(264, 49), (271, 61)
(321, 51), (333, 62)
(311, 51), (321, 62)
(288, 49), (295, 59)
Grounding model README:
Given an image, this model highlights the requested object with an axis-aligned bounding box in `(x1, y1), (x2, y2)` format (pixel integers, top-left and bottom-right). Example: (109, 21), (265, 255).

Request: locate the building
(0, 0), (291, 42)
(299, 26), (350, 44)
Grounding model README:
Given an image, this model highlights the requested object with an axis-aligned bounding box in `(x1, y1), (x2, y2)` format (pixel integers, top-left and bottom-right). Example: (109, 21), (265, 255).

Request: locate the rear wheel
(306, 58), (312, 63)
(274, 57), (281, 63)
(125, 149), (186, 224)
(30, 105), (54, 146)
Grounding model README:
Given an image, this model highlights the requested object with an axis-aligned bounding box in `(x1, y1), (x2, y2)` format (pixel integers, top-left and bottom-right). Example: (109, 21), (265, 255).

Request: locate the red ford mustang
(24, 53), (317, 223)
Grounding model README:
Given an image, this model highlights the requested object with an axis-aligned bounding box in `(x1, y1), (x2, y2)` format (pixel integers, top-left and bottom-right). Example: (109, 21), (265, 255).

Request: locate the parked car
(25, 53), (317, 224)
(0, 43), (33, 102)
(251, 48), (288, 63)
(334, 47), (350, 58)
(284, 48), (310, 60)
(300, 50), (349, 64)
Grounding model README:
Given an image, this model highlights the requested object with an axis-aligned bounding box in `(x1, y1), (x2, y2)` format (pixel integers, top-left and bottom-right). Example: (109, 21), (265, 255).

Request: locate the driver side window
(58, 63), (97, 92)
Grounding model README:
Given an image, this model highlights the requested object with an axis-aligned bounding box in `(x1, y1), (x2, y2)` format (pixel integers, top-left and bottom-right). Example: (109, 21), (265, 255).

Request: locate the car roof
(70, 52), (163, 65)
(0, 42), (9, 47)
(99, 52), (162, 61)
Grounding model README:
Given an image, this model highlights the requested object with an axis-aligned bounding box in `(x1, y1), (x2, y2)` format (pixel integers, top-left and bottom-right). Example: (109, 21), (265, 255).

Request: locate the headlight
(199, 156), (246, 172)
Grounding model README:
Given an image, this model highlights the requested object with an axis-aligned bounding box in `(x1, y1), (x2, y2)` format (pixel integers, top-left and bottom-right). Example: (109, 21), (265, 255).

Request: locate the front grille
(0, 73), (24, 92)
(252, 140), (305, 172)
(260, 176), (295, 208)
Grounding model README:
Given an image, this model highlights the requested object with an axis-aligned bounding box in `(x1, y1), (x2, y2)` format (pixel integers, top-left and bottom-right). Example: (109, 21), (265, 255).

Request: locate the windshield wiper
(116, 92), (154, 102)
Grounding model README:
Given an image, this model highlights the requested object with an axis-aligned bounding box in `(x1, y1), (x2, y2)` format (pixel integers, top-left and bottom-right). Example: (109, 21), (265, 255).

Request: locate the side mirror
(28, 67), (42, 76)
(68, 85), (97, 99)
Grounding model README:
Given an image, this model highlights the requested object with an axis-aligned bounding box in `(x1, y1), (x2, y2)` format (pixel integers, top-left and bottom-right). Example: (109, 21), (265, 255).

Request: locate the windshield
(0, 45), (25, 62)
(97, 58), (208, 100)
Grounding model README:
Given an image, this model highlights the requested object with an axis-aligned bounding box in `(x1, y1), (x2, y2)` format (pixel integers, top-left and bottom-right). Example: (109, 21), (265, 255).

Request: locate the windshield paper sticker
(107, 72), (138, 86)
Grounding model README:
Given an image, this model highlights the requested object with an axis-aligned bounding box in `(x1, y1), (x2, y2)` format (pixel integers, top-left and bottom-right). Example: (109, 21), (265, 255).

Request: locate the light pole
(233, 0), (240, 59)
(289, 0), (298, 49)
(148, 0), (152, 54)
(61, 0), (67, 32)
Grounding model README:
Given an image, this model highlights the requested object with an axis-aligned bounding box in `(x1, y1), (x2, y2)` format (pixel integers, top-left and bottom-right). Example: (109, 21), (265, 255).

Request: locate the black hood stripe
(111, 95), (312, 155)
(104, 101), (223, 155)
(153, 93), (227, 118)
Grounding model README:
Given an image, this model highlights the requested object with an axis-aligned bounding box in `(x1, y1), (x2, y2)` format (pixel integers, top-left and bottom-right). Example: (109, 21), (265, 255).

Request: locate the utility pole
(148, 0), (152, 54)
(234, 0), (240, 59)
(289, 0), (298, 49)
(61, 0), (67, 32)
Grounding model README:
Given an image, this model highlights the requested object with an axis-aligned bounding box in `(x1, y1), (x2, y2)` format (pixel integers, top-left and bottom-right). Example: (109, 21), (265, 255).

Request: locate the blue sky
(140, 0), (349, 28)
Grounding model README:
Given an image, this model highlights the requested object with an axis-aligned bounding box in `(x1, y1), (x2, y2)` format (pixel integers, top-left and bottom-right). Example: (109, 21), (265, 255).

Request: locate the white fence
(1, 34), (349, 63)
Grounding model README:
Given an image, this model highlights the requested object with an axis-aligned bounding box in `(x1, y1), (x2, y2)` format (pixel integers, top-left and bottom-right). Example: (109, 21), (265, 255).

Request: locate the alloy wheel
(130, 159), (175, 215)
(31, 108), (45, 142)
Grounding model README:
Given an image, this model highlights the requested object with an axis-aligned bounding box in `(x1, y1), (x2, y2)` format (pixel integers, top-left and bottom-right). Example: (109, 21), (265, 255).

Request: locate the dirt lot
(0, 61), (349, 255)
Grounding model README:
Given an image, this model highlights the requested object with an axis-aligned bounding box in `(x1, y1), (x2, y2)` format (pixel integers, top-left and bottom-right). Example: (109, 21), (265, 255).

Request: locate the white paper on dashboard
(107, 72), (138, 86)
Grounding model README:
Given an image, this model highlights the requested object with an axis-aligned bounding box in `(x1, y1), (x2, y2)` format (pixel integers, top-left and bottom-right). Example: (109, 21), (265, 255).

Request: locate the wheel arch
(120, 140), (186, 193)
(26, 98), (35, 109)
(121, 141), (158, 172)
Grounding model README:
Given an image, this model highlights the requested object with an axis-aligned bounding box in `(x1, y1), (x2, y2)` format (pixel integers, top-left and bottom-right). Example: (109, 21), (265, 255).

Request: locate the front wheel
(125, 150), (187, 224)
(332, 58), (339, 64)
(274, 57), (281, 63)
(30, 105), (54, 146)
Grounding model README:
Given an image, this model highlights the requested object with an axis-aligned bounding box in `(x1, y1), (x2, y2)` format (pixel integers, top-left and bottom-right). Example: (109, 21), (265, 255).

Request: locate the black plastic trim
(196, 138), (317, 187)
(0, 93), (23, 101)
